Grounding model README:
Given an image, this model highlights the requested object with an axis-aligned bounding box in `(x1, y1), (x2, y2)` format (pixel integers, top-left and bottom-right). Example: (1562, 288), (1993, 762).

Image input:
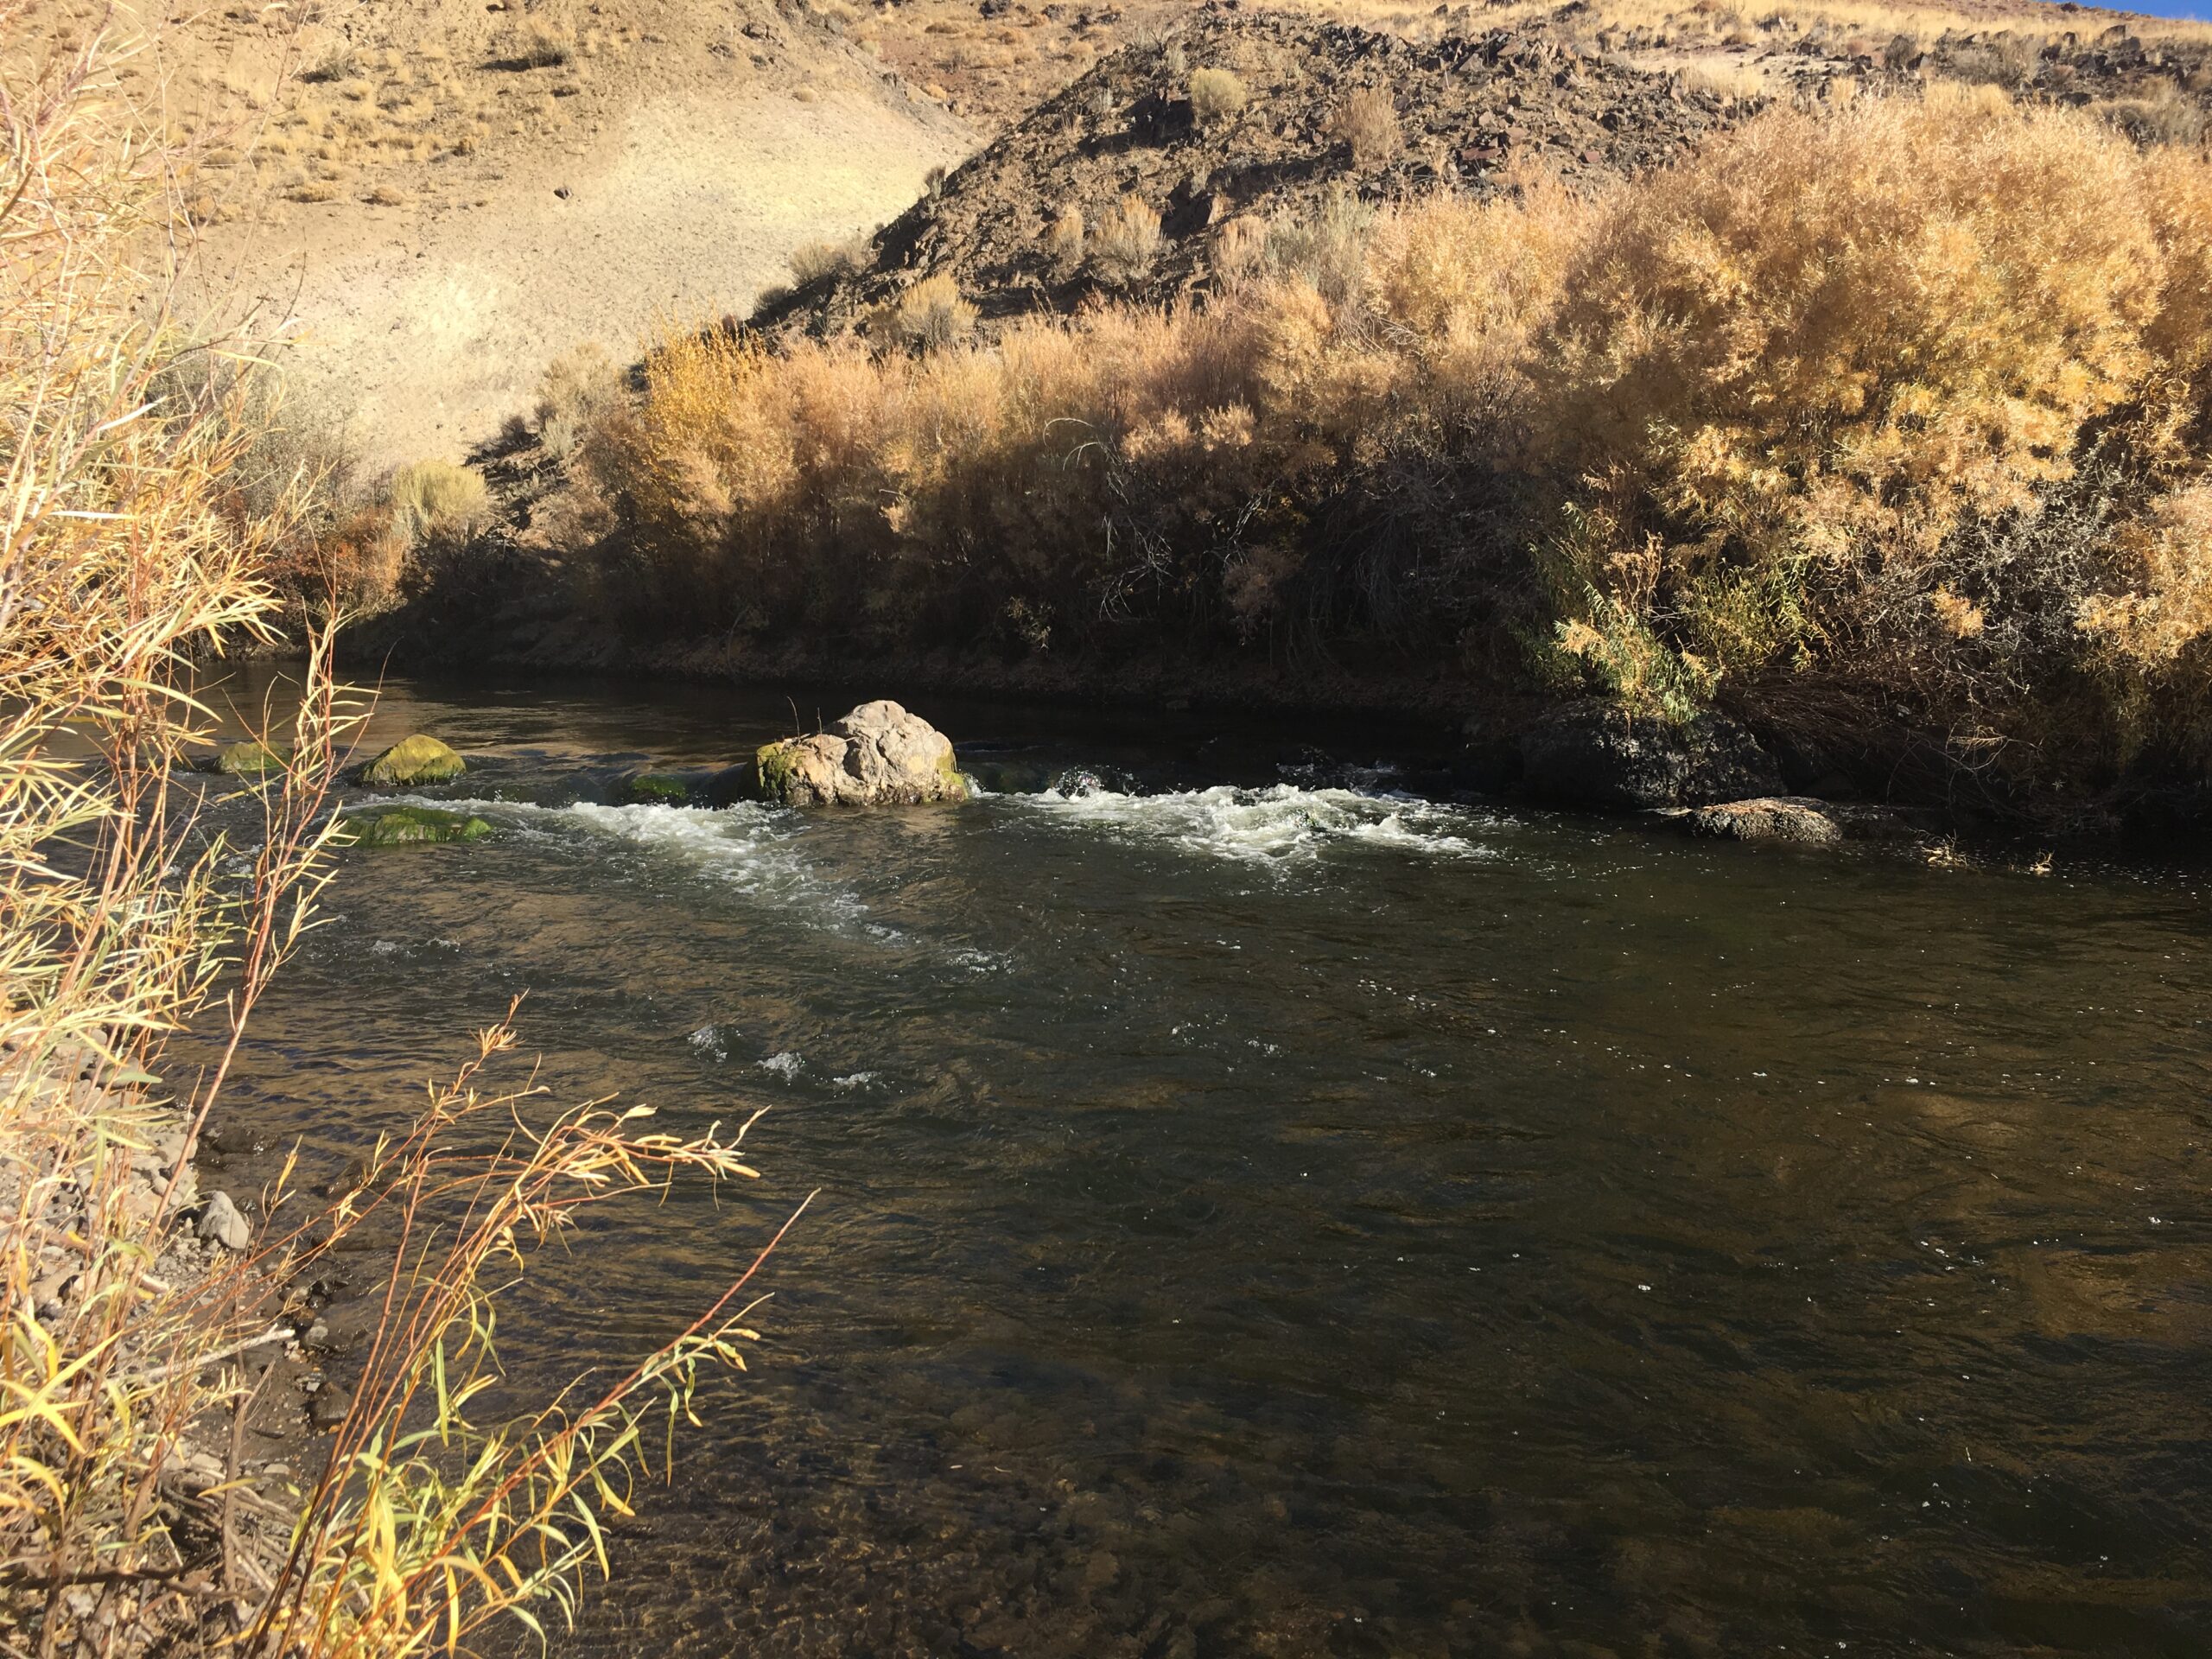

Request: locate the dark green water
(200, 674), (2212, 1657)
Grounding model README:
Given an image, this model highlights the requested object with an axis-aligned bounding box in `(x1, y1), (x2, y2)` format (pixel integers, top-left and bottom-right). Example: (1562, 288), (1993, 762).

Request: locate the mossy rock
(753, 740), (804, 804)
(335, 806), (493, 848)
(201, 741), (289, 777)
(359, 734), (466, 786)
(623, 772), (698, 805)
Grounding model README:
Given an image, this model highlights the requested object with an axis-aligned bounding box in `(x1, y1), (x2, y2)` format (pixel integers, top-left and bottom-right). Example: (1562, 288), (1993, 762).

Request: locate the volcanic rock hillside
(758, 1), (2212, 342)
(755, 8), (1740, 337)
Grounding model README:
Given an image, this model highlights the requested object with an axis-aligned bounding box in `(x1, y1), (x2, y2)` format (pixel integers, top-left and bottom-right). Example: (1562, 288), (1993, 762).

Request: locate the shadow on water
(191, 670), (2212, 1656)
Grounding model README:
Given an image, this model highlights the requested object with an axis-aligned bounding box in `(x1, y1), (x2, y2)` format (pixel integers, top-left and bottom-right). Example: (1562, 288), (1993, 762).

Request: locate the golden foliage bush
(555, 90), (2212, 791)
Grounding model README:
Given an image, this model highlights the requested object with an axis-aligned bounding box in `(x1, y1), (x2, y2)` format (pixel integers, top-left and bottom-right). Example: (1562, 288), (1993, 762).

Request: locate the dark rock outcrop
(1521, 704), (1782, 810)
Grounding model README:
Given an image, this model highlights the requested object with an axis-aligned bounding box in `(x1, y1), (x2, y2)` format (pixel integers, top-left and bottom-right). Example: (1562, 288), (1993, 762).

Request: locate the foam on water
(357, 795), (866, 922)
(1019, 782), (1496, 865)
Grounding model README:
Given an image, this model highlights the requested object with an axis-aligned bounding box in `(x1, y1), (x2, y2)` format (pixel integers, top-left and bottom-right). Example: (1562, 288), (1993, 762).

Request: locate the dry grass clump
(1088, 192), (1162, 287)
(1331, 86), (1402, 167)
(547, 90), (2212, 795)
(1188, 66), (1249, 124)
(502, 13), (575, 67)
(790, 236), (871, 284)
(1043, 204), (1085, 276)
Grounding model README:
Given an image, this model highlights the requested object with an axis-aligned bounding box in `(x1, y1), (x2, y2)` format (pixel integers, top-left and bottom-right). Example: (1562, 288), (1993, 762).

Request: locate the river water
(199, 673), (2212, 1657)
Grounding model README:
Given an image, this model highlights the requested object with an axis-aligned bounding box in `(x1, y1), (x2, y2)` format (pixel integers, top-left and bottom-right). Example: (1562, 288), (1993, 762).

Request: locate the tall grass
(556, 87), (2212, 796)
(3, 21), (786, 1653)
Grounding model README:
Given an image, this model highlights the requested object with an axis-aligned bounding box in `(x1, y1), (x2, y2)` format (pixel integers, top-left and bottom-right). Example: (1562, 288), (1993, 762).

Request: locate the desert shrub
(1188, 66), (1249, 124)
(1265, 188), (1376, 308)
(1331, 86), (1402, 167)
(503, 13), (574, 67)
(870, 272), (978, 351)
(1943, 31), (2041, 87)
(387, 456), (492, 546)
(2101, 85), (2209, 147)
(1044, 204), (1085, 275)
(1088, 193), (1161, 287)
(1210, 213), (1268, 290)
(536, 340), (625, 459)
(790, 235), (869, 284)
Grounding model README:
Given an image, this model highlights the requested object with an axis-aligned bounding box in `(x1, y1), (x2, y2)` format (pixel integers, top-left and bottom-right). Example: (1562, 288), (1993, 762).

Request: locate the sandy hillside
(73, 0), (972, 467)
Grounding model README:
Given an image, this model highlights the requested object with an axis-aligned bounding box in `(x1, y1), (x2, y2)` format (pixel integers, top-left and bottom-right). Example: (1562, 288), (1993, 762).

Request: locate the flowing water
(197, 673), (2212, 1657)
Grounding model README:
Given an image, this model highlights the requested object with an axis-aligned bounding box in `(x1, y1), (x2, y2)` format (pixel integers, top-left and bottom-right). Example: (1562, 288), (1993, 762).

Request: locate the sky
(2104, 0), (2212, 17)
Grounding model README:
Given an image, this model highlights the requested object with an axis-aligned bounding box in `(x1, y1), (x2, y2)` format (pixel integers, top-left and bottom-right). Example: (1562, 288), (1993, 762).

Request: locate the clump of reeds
(0, 25), (791, 1654)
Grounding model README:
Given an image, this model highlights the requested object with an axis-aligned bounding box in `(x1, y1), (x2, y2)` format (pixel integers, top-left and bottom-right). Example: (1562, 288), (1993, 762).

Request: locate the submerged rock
(1677, 796), (1923, 846)
(359, 734), (466, 786)
(1521, 704), (1782, 810)
(623, 771), (703, 805)
(337, 806), (493, 847)
(201, 740), (289, 777)
(751, 701), (969, 807)
(1681, 797), (1845, 846)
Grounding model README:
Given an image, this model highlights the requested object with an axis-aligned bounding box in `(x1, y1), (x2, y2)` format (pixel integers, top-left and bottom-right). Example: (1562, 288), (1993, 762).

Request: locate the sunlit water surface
(195, 674), (2212, 1657)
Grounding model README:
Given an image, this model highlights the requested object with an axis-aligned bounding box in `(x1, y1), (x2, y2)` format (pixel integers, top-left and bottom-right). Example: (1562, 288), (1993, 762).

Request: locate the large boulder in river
(359, 734), (465, 786)
(1521, 703), (1782, 811)
(752, 702), (969, 807)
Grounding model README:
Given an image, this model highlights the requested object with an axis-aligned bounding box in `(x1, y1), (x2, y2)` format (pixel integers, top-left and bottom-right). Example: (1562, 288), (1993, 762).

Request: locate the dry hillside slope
(86, 0), (972, 464)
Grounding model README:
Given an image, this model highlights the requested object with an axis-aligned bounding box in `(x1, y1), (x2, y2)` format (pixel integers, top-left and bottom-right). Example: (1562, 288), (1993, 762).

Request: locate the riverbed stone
(202, 740), (289, 777)
(199, 1190), (251, 1251)
(1675, 796), (1925, 846)
(750, 701), (969, 807)
(1682, 797), (1846, 846)
(1521, 703), (1782, 810)
(359, 734), (466, 786)
(337, 806), (493, 847)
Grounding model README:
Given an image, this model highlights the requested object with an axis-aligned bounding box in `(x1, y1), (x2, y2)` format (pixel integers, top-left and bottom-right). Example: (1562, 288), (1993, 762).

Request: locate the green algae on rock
(624, 772), (698, 804)
(335, 806), (493, 847)
(200, 740), (289, 777)
(358, 734), (466, 786)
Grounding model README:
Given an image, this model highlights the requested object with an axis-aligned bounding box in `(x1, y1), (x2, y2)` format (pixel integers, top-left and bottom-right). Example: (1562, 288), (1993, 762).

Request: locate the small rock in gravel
(199, 1190), (251, 1251)
(309, 1383), (353, 1430)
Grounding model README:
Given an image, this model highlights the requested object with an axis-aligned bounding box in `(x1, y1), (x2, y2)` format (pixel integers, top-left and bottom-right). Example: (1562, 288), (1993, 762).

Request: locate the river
(198, 672), (2212, 1657)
